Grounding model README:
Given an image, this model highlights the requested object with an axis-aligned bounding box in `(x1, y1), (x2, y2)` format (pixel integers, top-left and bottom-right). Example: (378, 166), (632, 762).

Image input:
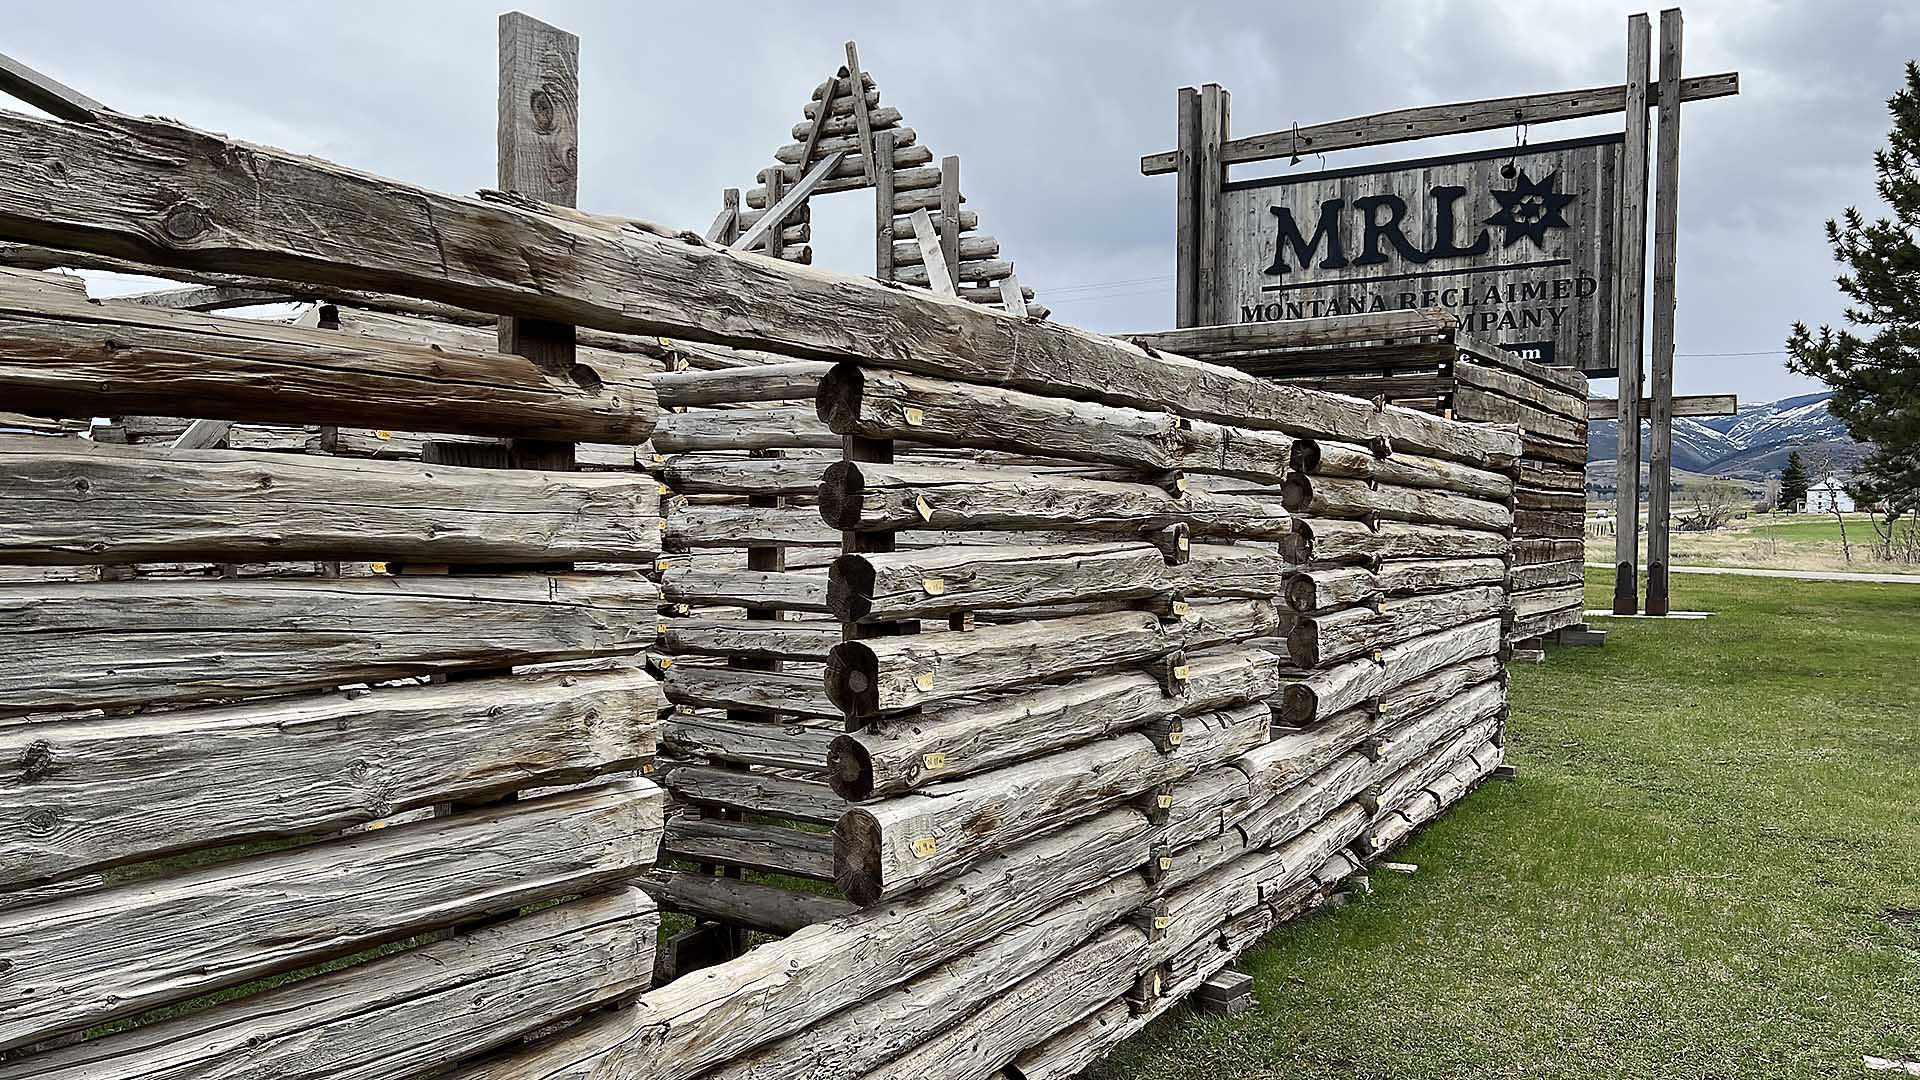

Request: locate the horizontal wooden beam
(0, 110), (1514, 468)
(0, 270), (658, 443)
(1125, 309), (1457, 353)
(0, 667), (656, 888)
(1140, 72), (1741, 174)
(0, 51), (105, 123)
(0, 573), (655, 717)
(0, 436), (660, 565)
(0, 781), (663, 1051)
(1586, 393), (1736, 419)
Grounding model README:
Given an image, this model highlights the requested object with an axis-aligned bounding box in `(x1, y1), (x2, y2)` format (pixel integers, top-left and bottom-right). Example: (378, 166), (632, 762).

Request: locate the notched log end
(815, 363), (865, 434)
(823, 640), (880, 717)
(1289, 438), (1321, 475)
(1280, 474), (1312, 514)
(826, 554), (876, 623)
(825, 734), (875, 800)
(832, 809), (884, 906)
(817, 460), (869, 531)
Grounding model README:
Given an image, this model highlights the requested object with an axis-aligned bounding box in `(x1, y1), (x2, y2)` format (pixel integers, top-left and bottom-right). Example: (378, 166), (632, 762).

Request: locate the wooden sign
(1213, 134), (1623, 375)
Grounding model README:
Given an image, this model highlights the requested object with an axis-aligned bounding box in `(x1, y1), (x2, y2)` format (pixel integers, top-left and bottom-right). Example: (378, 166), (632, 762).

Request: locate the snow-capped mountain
(1587, 390), (1860, 479)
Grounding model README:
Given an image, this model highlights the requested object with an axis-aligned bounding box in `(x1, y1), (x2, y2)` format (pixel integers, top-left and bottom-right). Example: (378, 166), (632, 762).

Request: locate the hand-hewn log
(817, 364), (1295, 482)
(1372, 681), (1502, 776)
(658, 453), (833, 496)
(0, 112), (1518, 466)
(1377, 656), (1503, 723)
(435, 809), (1162, 1080)
(1164, 542), (1293, 598)
(892, 258), (1015, 287)
(1454, 360), (1587, 420)
(663, 662), (839, 718)
(1510, 581), (1585, 620)
(774, 126), (916, 164)
(749, 163), (941, 208)
(1515, 486), (1585, 512)
(1292, 438), (1514, 499)
(1178, 596), (1292, 650)
(1452, 385), (1585, 444)
(796, 96), (889, 129)
(0, 781), (662, 1051)
(1285, 517), (1510, 566)
(835, 702), (1267, 904)
(641, 868), (854, 935)
(1512, 537), (1585, 565)
(1232, 708), (1377, 801)
(658, 618), (838, 661)
(651, 406), (839, 453)
(0, 573), (654, 718)
(0, 667), (655, 888)
(1288, 584), (1505, 668)
(1284, 565), (1380, 612)
(1282, 474), (1513, 532)
(660, 566), (830, 611)
(1364, 712), (1500, 815)
(1275, 617), (1503, 725)
(1379, 557), (1509, 596)
(660, 715), (836, 773)
(0, 436), (658, 566)
(1507, 559), (1584, 591)
(1358, 743), (1500, 858)
(666, 763), (842, 824)
(893, 232), (998, 267)
(828, 540), (1169, 622)
(0, 271), (657, 444)
(652, 361), (832, 408)
(7, 886), (659, 1080)
(1512, 507), (1585, 539)
(819, 460), (1291, 539)
(665, 504), (843, 550)
(663, 814), (835, 880)
(825, 608), (1175, 717)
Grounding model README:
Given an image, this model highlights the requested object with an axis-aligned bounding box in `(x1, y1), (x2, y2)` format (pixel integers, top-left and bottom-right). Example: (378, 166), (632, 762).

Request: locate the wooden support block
(1552, 623), (1609, 647)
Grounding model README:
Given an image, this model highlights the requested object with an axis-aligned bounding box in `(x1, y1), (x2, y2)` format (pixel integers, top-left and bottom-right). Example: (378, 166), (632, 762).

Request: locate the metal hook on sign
(1289, 121), (1301, 166)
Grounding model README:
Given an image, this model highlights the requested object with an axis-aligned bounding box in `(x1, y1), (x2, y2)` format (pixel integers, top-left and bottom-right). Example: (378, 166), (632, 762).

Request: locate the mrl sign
(1215, 133), (1622, 374)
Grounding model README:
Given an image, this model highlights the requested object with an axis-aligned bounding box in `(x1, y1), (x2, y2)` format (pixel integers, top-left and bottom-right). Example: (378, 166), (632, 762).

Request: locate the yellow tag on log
(656, 622), (667, 635)
(657, 558), (671, 570)
(641, 761), (656, 774)
(653, 453), (665, 463)
(923, 752), (948, 770)
(1172, 600), (1191, 616)
(1157, 855), (1174, 870)
(902, 406), (925, 427)
(1153, 915), (1170, 930)
(657, 657), (673, 669)
(659, 483), (671, 494)
(923, 577), (946, 595)
(659, 336), (673, 347)
(914, 672), (935, 691)
(915, 495), (933, 521)
(911, 836), (939, 858)
(1178, 534), (1191, 551)
(1174, 474), (1189, 493)
(1156, 793), (1173, 809)
(1171, 664), (1190, 680)
(374, 429), (393, 441)
(370, 561), (389, 574)
(1168, 730), (1185, 746)
(659, 520), (668, 531)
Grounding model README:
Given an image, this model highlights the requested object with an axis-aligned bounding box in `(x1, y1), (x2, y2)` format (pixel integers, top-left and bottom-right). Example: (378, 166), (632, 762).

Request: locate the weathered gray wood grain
(1275, 617), (1504, 725)
(663, 814), (835, 880)
(641, 868), (854, 935)
(1286, 518), (1509, 566)
(828, 541), (1169, 623)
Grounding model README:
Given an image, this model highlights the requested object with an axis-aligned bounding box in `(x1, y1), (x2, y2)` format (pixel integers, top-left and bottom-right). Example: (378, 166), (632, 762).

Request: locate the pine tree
(1779, 449), (1811, 511)
(1787, 62), (1920, 524)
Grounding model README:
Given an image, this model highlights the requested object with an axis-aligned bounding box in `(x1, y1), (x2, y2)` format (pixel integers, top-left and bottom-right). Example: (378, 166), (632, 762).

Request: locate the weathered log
(1358, 742), (1500, 858)
(1453, 360), (1588, 419)
(1284, 565), (1380, 612)
(893, 233), (999, 266)
(1507, 559), (1584, 591)
(0, 667), (656, 888)
(819, 460), (1291, 539)
(1232, 753), (1375, 853)
(1282, 474), (1514, 532)
(658, 454), (833, 496)
(749, 165), (941, 207)
(7, 886), (659, 1080)
(665, 504), (843, 550)
(835, 703), (1267, 904)
(435, 809), (1161, 1080)
(1510, 581), (1585, 620)
(660, 566), (831, 612)
(0, 112), (1516, 466)
(789, 106), (903, 141)
(1164, 542), (1294, 598)
(1232, 708), (1377, 802)
(1519, 457), (1588, 493)
(828, 540), (1169, 623)
(1363, 714), (1500, 815)
(817, 364), (1295, 482)
(824, 608), (1175, 717)
(0, 573), (654, 717)
(1515, 486), (1585, 512)
(652, 406), (839, 453)
(663, 663), (839, 718)
(1285, 517), (1510, 566)
(1377, 656), (1503, 722)
(641, 868), (854, 935)
(1512, 507), (1585, 539)
(324, 299), (661, 373)
(1371, 681), (1503, 777)
(665, 764), (842, 824)
(1510, 537), (1585, 565)
(652, 360), (833, 408)
(0, 436), (658, 566)
(890, 209), (980, 235)
(766, 142), (933, 186)
(1276, 617), (1503, 725)
(1178, 596), (1292, 651)
(1293, 437), (1514, 499)
(662, 815), (835, 880)
(660, 714), (835, 773)
(774, 126), (917, 163)
(1288, 584), (1506, 668)
(1379, 556), (1509, 595)
(0, 271), (657, 444)
(0, 781), (662, 1051)
(1452, 384), (1586, 443)
(1523, 433), (1591, 468)
(658, 618), (839, 661)
(892, 258), (1016, 287)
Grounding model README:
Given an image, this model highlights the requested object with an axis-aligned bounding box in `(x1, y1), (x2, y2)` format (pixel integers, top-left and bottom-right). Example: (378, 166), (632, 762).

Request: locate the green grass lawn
(1092, 569), (1920, 1080)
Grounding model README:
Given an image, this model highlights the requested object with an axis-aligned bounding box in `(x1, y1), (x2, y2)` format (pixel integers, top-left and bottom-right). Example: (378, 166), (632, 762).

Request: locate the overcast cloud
(9, 0), (1918, 403)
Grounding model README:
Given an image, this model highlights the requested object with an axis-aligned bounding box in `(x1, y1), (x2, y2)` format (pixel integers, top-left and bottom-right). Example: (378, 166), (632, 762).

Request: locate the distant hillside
(1587, 390), (1865, 485)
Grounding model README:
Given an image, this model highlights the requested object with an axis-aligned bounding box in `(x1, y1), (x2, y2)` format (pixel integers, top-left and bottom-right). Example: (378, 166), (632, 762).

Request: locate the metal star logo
(1484, 169), (1576, 248)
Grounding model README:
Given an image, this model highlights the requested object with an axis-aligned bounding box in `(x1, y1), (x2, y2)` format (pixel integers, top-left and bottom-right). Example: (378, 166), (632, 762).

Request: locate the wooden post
(764, 170), (787, 262)
(1174, 87), (1200, 328)
(939, 156), (961, 292)
(874, 130), (896, 280)
(722, 188), (741, 245)
(1196, 84), (1229, 327)
(1612, 13), (1652, 615)
(839, 432), (914, 734)
(845, 42), (876, 186)
(1645, 7), (1683, 616)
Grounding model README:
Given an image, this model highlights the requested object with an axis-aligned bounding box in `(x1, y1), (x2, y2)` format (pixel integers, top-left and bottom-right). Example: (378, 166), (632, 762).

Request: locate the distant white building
(1805, 476), (1854, 514)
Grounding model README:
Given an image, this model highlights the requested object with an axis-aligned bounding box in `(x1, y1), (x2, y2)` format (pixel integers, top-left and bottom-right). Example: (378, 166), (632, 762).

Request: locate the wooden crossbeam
(1141, 71), (1740, 174)
(1587, 394), (1734, 420)
(844, 42), (876, 185)
(908, 210), (956, 298)
(731, 150), (844, 253)
(799, 71), (841, 174)
(998, 274), (1029, 316)
(0, 50), (106, 123)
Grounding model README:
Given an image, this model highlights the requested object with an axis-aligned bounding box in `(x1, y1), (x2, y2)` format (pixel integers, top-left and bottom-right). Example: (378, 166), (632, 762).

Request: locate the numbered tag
(902, 406), (925, 427)
(1178, 534), (1191, 551)
(1157, 855), (1174, 870)
(1171, 664), (1190, 680)
(922, 578), (946, 595)
(374, 429), (393, 441)
(1156, 793), (1173, 809)
(911, 836), (939, 858)
(923, 752), (948, 770)
(1153, 915), (1170, 931)
(370, 561), (389, 575)
(1172, 600), (1191, 616)
(915, 495), (934, 521)
(913, 672), (935, 691)
(1168, 730), (1185, 746)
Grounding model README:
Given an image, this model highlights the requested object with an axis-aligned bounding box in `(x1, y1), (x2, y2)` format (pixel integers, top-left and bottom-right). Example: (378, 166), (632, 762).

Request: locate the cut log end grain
(1289, 438), (1321, 475)
(814, 362), (864, 434)
(832, 809), (886, 905)
(824, 639), (881, 716)
(825, 734), (878, 800)
(817, 459), (868, 531)
(825, 552), (877, 623)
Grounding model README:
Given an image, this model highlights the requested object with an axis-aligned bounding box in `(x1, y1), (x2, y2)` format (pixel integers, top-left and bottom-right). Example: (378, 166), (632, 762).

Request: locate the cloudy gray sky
(9, 1), (1917, 404)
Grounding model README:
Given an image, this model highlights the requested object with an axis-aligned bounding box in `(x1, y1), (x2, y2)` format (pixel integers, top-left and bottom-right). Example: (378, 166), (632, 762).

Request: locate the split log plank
(640, 868), (854, 935)
(662, 815), (835, 880)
